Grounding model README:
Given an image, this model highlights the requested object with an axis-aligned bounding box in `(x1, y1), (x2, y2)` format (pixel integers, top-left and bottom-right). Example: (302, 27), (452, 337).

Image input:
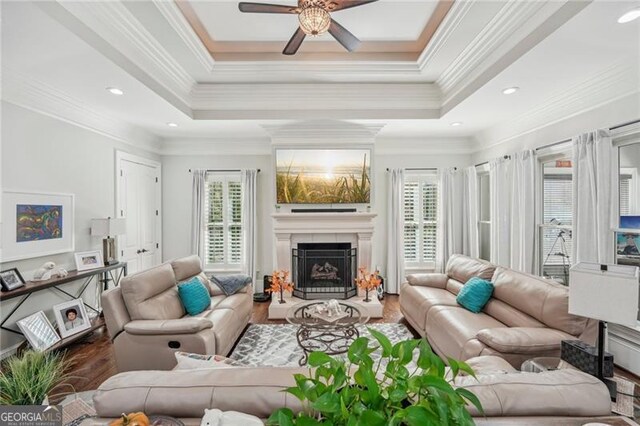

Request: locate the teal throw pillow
(456, 277), (494, 314)
(177, 277), (211, 316)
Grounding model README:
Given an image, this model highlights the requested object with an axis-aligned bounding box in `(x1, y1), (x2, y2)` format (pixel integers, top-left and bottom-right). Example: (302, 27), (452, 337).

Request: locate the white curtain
(572, 130), (616, 264)
(437, 168), (464, 271)
(242, 169), (258, 282)
(462, 166), (479, 259)
(386, 169), (405, 294)
(489, 151), (536, 273)
(191, 169), (207, 263)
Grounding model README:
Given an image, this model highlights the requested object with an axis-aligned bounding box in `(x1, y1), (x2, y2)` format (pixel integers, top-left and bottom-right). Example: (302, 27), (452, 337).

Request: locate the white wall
(0, 102), (160, 353)
(161, 149), (472, 292)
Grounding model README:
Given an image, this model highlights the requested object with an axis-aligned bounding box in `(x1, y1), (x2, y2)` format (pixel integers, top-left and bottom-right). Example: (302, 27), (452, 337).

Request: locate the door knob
(141, 249), (148, 253)
(136, 249), (142, 254)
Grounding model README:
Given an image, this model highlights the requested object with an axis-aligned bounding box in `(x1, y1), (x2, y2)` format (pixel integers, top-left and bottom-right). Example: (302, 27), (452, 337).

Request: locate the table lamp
(569, 262), (640, 399)
(91, 218), (126, 265)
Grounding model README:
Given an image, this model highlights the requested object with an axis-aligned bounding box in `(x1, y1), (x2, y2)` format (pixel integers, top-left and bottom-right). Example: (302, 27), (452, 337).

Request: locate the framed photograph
(1, 190), (75, 262)
(52, 299), (91, 338)
(74, 250), (104, 272)
(16, 311), (60, 352)
(0, 268), (26, 291)
(616, 231), (640, 267)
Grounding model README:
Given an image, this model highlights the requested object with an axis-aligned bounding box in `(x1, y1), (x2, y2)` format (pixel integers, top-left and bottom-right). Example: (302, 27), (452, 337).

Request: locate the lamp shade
(91, 218), (126, 237)
(569, 262), (639, 328)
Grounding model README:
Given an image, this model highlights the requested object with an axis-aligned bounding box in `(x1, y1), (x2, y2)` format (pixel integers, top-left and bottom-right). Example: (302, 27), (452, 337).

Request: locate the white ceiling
(1, 0), (639, 150)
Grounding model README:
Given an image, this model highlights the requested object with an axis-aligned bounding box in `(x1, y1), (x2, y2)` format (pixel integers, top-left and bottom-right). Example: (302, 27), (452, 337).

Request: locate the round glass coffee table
(286, 301), (370, 366)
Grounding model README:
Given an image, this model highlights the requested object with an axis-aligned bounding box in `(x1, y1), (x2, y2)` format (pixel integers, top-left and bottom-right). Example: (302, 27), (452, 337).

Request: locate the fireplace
(292, 243), (357, 300)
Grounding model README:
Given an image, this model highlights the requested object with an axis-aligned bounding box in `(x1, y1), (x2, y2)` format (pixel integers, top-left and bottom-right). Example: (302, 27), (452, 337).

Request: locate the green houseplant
(268, 330), (483, 426)
(0, 350), (75, 405)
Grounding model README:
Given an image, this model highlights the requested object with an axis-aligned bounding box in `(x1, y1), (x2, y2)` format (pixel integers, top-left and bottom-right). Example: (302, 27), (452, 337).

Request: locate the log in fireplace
(292, 243), (357, 300)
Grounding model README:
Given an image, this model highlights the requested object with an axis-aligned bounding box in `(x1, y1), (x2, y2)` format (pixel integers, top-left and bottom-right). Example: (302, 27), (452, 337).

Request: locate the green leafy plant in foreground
(0, 350), (75, 405)
(268, 330), (483, 426)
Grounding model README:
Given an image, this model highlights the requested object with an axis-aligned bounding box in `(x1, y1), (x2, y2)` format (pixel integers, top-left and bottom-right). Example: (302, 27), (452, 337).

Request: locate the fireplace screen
(292, 243), (357, 300)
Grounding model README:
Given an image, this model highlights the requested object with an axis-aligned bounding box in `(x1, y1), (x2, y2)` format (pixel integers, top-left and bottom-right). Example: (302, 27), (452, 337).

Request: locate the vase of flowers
(355, 267), (381, 303)
(268, 270), (294, 304)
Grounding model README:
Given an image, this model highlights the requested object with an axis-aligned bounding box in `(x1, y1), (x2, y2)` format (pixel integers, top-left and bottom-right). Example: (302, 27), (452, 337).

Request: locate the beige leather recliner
(102, 255), (253, 372)
(400, 255), (597, 368)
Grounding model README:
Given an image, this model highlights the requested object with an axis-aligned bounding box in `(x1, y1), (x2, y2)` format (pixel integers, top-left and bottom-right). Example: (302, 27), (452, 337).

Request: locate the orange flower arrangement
(268, 270), (294, 304)
(355, 267), (381, 302)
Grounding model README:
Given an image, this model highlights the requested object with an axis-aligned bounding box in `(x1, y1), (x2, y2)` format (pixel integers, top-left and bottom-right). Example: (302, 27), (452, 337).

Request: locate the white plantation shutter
(204, 174), (243, 269)
(404, 174), (439, 267)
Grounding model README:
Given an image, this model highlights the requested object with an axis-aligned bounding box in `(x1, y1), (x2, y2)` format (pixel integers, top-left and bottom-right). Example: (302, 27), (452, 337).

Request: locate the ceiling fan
(238, 0), (379, 55)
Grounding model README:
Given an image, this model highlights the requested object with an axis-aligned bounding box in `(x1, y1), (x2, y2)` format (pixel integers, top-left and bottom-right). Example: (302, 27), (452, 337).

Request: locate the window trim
(403, 172), (438, 271)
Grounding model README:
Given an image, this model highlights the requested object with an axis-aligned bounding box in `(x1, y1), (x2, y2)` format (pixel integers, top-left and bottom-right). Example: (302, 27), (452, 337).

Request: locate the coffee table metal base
(295, 324), (360, 366)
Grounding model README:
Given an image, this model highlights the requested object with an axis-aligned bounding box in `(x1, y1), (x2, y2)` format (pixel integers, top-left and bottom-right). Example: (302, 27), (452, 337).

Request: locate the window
(478, 170), (491, 261)
(539, 157), (573, 285)
(204, 173), (243, 270)
(404, 173), (439, 269)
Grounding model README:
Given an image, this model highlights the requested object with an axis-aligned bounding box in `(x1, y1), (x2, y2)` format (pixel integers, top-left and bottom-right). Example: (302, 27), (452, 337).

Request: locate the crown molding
(263, 121), (386, 142)
(1, 70), (161, 153)
(152, 0), (215, 74)
(475, 59), (639, 151)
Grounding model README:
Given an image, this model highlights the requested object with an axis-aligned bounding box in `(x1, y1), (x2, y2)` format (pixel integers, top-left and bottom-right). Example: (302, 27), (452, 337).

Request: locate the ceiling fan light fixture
(298, 6), (331, 36)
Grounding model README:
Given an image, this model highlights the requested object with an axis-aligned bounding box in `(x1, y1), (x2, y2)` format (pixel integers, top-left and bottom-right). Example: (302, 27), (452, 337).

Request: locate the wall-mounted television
(275, 148), (371, 204)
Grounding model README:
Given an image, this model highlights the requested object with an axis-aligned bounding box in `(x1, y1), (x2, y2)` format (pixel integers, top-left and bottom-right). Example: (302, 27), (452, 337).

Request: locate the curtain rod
(385, 167), (456, 171)
(189, 169), (261, 173)
(474, 155), (511, 168)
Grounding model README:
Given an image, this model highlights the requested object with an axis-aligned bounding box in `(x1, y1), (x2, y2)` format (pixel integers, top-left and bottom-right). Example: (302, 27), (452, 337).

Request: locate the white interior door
(116, 152), (161, 275)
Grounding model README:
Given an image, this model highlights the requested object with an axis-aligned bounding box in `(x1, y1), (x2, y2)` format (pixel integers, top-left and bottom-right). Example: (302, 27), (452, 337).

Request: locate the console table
(0, 263), (127, 350)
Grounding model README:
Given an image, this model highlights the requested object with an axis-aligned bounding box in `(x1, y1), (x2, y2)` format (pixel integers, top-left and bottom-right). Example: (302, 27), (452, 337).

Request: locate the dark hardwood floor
(60, 293), (640, 413)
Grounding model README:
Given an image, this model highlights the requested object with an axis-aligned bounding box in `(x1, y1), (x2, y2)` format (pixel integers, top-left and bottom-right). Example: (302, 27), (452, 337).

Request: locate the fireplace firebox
(292, 243), (357, 300)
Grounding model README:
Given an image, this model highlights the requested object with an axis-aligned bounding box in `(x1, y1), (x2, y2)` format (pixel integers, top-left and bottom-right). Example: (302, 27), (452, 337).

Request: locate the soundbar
(291, 208), (357, 213)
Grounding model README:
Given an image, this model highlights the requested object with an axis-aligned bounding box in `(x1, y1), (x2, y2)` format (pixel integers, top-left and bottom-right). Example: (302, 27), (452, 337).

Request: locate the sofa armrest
(476, 327), (574, 354)
(406, 273), (448, 289)
(124, 318), (213, 336)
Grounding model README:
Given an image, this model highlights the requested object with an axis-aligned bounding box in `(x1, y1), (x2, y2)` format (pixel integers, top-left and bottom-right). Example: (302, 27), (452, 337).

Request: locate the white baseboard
(609, 324), (640, 376)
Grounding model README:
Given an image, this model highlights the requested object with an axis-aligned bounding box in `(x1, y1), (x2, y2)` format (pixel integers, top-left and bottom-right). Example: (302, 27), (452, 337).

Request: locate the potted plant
(0, 350), (75, 405)
(268, 330), (483, 425)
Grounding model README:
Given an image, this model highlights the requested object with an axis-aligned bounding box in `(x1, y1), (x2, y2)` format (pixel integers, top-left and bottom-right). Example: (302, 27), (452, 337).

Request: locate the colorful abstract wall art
(16, 204), (63, 242)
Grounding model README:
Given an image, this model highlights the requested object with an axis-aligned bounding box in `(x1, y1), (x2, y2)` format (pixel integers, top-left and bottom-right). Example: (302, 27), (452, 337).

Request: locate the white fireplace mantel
(272, 212), (377, 272)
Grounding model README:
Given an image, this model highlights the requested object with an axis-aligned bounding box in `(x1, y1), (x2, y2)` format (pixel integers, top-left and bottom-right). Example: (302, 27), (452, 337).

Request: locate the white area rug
(230, 323), (415, 367)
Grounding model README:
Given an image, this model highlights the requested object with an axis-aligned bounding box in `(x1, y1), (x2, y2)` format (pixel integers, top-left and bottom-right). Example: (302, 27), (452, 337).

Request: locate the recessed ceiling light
(106, 87), (124, 96)
(167, 122), (178, 128)
(502, 87), (520, 95)
(618, 8), (640, 23)
(450, 122), (463, 127)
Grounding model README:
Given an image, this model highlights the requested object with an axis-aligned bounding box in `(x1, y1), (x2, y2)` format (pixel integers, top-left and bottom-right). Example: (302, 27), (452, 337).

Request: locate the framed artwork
(16, 311), (60, 352)
(74, 250), (104, 272)
(620, 216), (640, 230)
(1, 191), (75, 262)
(52, 299), (91, 338)
(616, 231), (640, 267)
(0, 268), (26, 291)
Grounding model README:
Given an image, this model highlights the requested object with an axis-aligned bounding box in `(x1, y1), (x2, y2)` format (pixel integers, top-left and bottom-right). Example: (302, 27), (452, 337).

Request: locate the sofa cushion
(456, 277), (494, 313)
(492, 267), (588, 336)
(170, 255), (202, 281)
(464, 355), (517, 375)
(426, 306), (507, 361)
(476, 327), (575, 354)
(445, 278), (464, 295)
(400, 284), (458, 331)
(120, 263), (184, 321)
(177, 277), (211, 316)
(406, 273), (448, 288)
(446, 255), (496, 284)
(482, 298), (545, 328)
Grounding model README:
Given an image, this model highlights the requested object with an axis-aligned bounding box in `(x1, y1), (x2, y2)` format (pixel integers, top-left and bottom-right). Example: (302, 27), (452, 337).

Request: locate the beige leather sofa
(91, 355), (614, 424)
(102, 255), (253, 372)
(400, 255), (597, 368)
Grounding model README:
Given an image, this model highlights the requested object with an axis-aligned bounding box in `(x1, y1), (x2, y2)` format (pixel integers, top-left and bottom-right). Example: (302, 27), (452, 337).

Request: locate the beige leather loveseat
(92, 356), (614, 424)
(400, 255), (597, 368)
(102, 255), (253, 372)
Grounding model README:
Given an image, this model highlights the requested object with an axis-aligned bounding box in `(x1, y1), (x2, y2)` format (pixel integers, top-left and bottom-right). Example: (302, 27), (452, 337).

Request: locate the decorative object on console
(33, 262), (68, 282)
(1, 191), (75, 262)
(355, 267), (381, 302)
(561, 340), (614, 378)
(52, 299), (91, 339)
(74, 250), (104, 272)
(456, 277), (494, 313)
(569, 262), (640, 399)
(16, 311), (60, 351)
(0, 268), (26, 291)
(267, 270), (294, 304)
(91, 217), (126, 265)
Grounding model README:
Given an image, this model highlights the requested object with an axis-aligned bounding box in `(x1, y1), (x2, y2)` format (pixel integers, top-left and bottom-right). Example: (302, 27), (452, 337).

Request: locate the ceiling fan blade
(283, 28), (306, 55)
(328, 0), (379, 12)
(238, 2), (298, 14)
(328, 19), (361, 52)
